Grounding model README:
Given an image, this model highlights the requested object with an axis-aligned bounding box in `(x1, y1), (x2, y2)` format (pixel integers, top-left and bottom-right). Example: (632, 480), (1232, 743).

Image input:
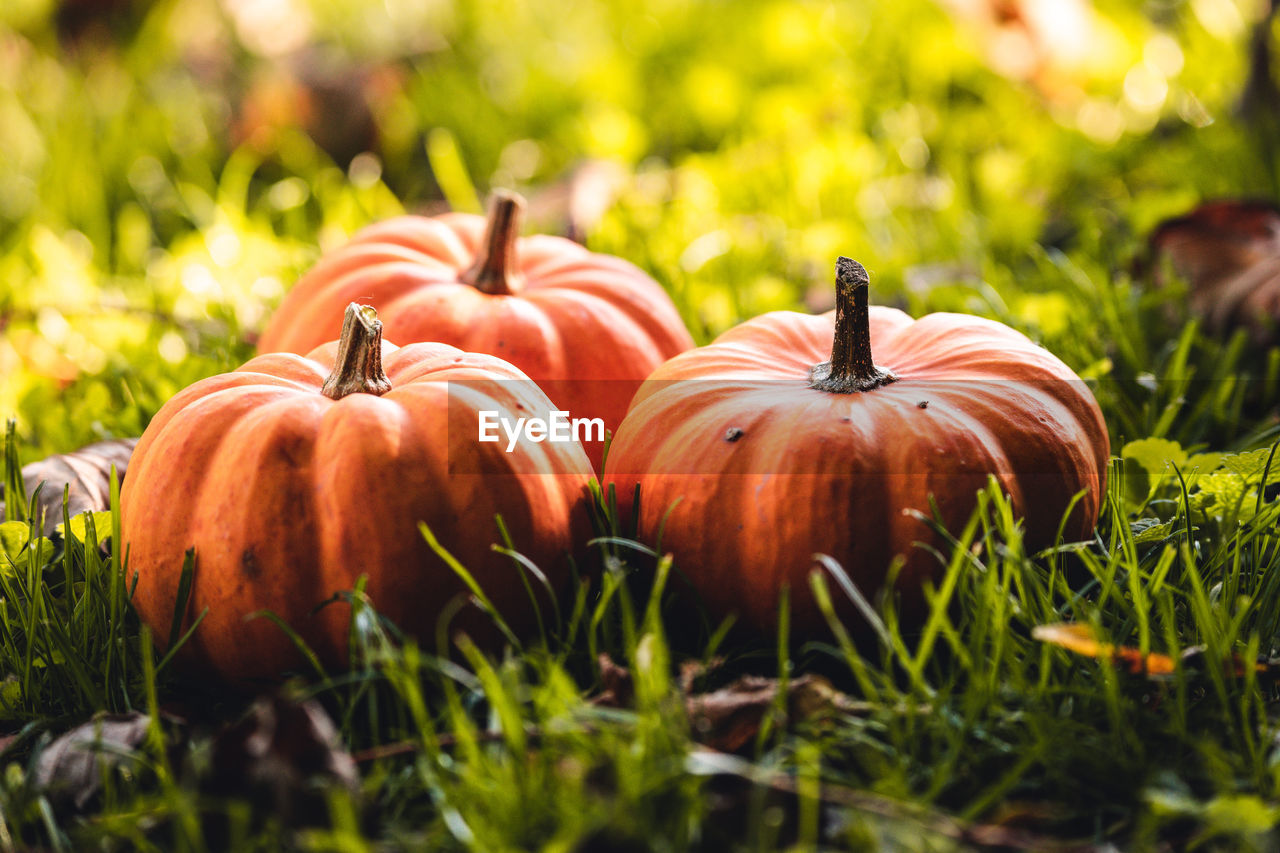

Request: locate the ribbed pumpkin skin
(257, 212), (694, 468)
(121, 340), (593, 681)
(602, 307), (1110, 633)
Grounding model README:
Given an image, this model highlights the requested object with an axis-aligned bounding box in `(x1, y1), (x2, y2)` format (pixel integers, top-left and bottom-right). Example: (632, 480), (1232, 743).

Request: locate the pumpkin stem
(808, 257), (897, 393)
(322, 303), (393, 400)
(460, 189), (525, 295)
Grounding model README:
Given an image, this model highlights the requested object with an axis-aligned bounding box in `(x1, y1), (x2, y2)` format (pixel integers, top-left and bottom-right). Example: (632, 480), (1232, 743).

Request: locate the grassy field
(3, 0), (1280, 848)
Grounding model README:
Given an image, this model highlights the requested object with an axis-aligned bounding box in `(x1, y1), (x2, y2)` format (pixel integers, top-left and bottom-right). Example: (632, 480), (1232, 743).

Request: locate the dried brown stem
(460, 190), (526, 295)
(321, 304), (392, 400)
(808, 257), (897, 393)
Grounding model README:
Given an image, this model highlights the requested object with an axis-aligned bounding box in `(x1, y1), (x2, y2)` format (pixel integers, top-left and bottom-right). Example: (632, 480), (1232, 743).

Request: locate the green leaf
(1203, 794), (1280, 838)
(0, 520), (30, 562)
(1122, 438), (1188, 483)
(0, 676), (19, 712)
(1193, 471), (1250, 517)
(1130, 518), (1178, 544)
(1220, 449), (1280, 484)
(57, 511), (114, 544)
(1197, 471), (1248, 502)
(29, 649), (66, 668)
(1189, 490), (1216, 513)
(1184, 453), (1226, 475)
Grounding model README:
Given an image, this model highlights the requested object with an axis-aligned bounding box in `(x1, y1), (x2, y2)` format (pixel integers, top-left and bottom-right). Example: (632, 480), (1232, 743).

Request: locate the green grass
(2, 420), (1280, 849)
(4, 0), (1280, 848)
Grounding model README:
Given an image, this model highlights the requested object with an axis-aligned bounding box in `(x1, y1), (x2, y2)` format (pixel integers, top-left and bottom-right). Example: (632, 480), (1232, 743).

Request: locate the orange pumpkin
(603, 258), (1109, 633)
(122, 304), (593, 681)
(258, 190), (695, 469)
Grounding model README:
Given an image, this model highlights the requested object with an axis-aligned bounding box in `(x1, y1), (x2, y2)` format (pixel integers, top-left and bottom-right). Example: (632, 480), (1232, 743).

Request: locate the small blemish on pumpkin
(241, 548), (262, 580)
(724, 427), (745, 442)
(917, 400), (929, 409)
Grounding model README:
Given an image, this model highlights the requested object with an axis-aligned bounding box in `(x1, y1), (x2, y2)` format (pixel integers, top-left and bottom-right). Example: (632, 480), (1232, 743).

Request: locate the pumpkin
(258, 190), (695, 469)
(122, 304), (593, 681)
(602, 258), (1110, 633)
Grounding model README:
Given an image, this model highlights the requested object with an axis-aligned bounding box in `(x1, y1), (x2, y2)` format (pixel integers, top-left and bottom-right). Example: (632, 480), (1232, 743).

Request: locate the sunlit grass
(2, 0), (1280, 848)
(2, 415), (1280, 847)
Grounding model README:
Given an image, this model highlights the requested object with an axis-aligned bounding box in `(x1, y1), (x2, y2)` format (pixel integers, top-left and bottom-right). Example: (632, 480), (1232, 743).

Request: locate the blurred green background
(1, 0), (1278, 455)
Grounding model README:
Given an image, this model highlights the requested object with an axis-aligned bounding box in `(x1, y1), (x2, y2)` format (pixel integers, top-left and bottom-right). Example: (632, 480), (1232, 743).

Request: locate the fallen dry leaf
(1032, 622), (1176, 676)
(208, 693), (358, 827)
(594, 652), (634, 708)
(0, 437), (137, 536)
(33, 712), (152, 812)
(686, 673), (861, 752)
(594, 655), (874, 753)
(1148, 200), (1280, 345)
(1034, 622), (1275, 679)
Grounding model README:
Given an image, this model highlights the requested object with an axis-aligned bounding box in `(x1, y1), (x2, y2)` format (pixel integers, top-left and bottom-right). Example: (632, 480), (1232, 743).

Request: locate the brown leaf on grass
(1034, 622), (1276, 680)
(1148, 200), (1280, 345)
(208, 693), (358, 827)
(1033, 623), (1176, 676)
(0, 437), (138, 536)
(687, 673), (865, 752)
(594, 655), (871, 753)
(356, 658), (919, 764)
(33, 712), (153, 812)
(593, 652), (634, 708)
